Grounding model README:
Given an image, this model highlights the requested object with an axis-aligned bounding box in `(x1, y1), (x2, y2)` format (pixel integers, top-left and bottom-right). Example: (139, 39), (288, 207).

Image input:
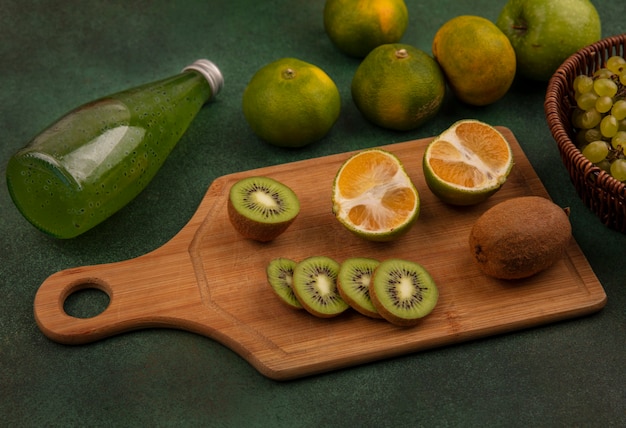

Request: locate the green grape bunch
(572, 55), (626, 182)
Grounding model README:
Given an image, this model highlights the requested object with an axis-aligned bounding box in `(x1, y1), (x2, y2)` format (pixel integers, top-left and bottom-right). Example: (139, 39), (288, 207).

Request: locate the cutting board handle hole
(63, 284), (110, 319)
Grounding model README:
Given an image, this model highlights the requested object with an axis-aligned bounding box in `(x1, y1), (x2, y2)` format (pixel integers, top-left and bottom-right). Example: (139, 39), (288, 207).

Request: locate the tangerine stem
(282, 68), (296, 79)
(395, 49), (409, 59)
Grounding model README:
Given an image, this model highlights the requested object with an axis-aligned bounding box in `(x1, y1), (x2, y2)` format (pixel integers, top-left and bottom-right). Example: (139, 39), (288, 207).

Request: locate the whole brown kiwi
(469, 196), (571, 280)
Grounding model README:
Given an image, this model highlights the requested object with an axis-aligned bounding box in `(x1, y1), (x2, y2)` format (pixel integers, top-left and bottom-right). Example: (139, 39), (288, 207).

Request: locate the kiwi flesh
(369, 259), (439, 327)
(291, 256), (349, 318)
(228, 176), (300, 242)
(266, 258), (302, 310)
(337, 258), (382, 319)
(469, 196), (571, 280)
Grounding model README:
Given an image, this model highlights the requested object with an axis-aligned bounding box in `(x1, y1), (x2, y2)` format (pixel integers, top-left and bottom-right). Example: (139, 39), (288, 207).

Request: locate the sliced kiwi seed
(337, 258), (382, 319)
(227, 176), (300, 242)
(267, 258), (302, 310)
(291, 256), (348, 318)
(369, 259), (438, 327)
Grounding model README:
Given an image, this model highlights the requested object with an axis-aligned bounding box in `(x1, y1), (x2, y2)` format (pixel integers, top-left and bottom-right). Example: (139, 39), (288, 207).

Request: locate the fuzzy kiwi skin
(469, 196), (571, 280)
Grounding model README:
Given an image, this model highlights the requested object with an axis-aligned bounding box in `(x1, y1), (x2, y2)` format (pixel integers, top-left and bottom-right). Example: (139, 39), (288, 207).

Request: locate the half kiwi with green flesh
(266, 258), (302, 310)
(292, 256), (349, 318)
(337, 258), (382, 319)
(227, 176), (300, 242)
(369, 259), (439, 327)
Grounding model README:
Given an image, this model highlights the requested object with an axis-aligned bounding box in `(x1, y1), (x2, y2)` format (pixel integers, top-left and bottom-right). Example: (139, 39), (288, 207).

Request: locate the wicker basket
(545, 34), (626, 233)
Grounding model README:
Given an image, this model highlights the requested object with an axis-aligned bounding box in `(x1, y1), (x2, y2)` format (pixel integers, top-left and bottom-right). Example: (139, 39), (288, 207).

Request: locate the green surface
(1, 1), (624, 426)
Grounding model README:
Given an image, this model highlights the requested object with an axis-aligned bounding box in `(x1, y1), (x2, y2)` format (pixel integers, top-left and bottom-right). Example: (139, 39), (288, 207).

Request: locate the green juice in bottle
(6, 59), (223, 238)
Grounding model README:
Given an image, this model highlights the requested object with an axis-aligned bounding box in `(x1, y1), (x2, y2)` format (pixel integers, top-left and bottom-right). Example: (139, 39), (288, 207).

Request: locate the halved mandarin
(423, 119), (513, 205)
(332, 149), (419, 241)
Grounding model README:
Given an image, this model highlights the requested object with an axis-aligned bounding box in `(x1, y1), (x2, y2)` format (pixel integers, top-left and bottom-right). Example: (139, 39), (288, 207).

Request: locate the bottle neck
(182, 59), (224, 100)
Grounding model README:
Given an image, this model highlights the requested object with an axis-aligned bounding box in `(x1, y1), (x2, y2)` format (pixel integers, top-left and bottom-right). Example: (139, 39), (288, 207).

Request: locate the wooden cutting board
(34, 127), (607, 380)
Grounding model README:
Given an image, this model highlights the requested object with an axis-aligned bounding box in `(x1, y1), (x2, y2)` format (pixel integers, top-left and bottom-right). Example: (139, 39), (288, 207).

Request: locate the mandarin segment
(455, 122), (511, 170)
(337, 151), (399, 199)
(429, 139), (462, 160)
(332, 149), (419, 241)
(423, 119), (513, 205)
(382, 187), (416, 216)
(348, 205), (379, 230)
(429, 158), (483, 188)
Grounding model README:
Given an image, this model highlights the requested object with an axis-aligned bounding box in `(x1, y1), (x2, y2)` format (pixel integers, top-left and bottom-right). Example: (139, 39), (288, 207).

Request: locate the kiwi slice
(227, 176), (300, 242)
(369, 259), (438, 327)
(292, 256), (349, 318)
(266, 258), (302, 310)
(337, 257), (382, 319)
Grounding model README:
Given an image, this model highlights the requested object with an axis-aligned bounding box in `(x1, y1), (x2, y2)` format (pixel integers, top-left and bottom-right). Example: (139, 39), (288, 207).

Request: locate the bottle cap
(183, 59), (224, 98)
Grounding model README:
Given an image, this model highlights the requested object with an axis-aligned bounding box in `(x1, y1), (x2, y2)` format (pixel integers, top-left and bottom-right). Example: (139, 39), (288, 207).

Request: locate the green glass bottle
(6, 59), (223, 238)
